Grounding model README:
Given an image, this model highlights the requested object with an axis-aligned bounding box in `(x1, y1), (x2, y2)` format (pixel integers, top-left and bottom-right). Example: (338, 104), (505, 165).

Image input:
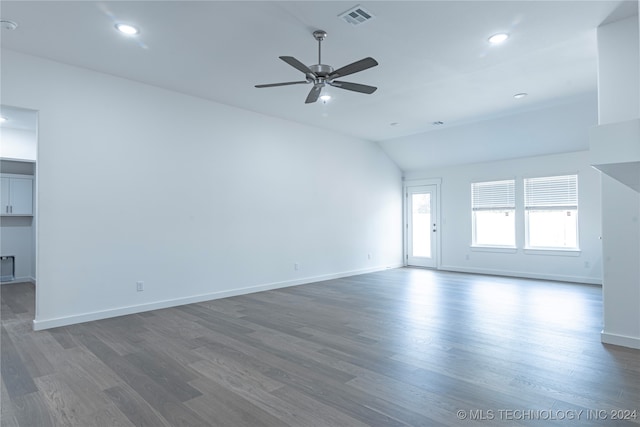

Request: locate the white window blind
(472, 180), (515, 210)
(524, 174), (579, 249)
(524, 175), (577, 209)
(471, 180), (516, 247)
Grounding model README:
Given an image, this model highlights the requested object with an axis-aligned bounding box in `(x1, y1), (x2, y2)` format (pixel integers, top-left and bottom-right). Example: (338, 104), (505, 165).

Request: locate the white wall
(0, 50), (403, 329)
(601, 175), (640, 345)
(597, 15), (639, 124)
(405, 151), (602, 284)
(0, 217), (34, 282)
(380, 93), (597, 172)
(595, 13), (640, 349)
(0, 127), (37, 161)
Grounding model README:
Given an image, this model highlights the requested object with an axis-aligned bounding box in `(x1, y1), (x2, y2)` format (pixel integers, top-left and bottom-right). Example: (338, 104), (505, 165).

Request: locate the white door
(406, 185), (438, 268)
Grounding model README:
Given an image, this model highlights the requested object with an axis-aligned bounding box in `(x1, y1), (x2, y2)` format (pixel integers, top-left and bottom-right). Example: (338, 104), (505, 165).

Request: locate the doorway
(406, 184), (438, 268)
(0, 105), (38, 326)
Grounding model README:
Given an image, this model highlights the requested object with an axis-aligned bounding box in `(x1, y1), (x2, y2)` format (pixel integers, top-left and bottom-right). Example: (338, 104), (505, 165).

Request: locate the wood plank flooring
(2, 268), (639, 426)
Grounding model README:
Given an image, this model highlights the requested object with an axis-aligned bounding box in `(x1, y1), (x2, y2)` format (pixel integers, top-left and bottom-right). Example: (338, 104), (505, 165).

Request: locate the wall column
(593, 9), (640, 349)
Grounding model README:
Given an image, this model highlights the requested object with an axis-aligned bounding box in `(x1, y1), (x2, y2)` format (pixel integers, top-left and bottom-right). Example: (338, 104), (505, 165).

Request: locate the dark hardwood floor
(1, 268), (639, 426)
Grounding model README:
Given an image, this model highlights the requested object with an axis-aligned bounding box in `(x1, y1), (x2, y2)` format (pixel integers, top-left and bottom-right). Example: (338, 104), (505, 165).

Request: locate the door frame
(404, 178), (441, 268)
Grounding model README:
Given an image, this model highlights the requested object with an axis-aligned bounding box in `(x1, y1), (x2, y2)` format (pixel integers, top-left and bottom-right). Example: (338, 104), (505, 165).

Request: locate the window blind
(524, 175), (577, 209)
(471, 180), (515, 210)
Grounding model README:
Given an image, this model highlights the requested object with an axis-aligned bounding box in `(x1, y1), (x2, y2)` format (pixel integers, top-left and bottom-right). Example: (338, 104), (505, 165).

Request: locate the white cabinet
(1, 175), (33, 216)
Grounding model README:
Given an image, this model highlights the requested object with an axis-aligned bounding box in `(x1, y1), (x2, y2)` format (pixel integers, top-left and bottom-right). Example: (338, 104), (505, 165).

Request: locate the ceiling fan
(255, 30), (378, 104)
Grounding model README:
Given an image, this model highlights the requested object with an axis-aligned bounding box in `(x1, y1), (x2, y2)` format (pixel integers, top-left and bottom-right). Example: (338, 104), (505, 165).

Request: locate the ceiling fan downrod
(313, 30), (327, 65)
(309, 30), (333, 80)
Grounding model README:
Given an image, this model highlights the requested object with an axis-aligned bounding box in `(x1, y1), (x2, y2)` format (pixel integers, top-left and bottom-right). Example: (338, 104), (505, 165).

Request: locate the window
(471, 180), (515, 247)
(524, 175), (578, 249)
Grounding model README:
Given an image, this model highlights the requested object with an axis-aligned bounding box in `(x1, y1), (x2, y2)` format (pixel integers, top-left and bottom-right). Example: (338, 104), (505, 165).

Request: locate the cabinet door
(9, 178), (33, 215)
(0, 177), (10, 214)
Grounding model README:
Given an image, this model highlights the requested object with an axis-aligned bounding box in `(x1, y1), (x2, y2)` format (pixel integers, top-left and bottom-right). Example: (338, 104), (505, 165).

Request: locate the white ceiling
(0, 105), (37, 132)
(1, 1), (637, 170)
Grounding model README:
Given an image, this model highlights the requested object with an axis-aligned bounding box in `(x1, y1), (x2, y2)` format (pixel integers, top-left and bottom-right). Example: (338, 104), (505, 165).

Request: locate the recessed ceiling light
(514, 92), (528, 99)
(115, 23), (139, 35)
(0, 117), (7, 123)
(0, 20), (18, 31)
(488, 33), (509, 44)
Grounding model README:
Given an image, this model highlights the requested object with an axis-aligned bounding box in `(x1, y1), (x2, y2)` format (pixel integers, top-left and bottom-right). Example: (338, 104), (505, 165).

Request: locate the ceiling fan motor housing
(309, 64), (334, 78)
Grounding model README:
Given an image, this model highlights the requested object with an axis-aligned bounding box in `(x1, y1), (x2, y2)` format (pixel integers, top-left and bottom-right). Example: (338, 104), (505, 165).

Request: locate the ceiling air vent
(338, 5), (375, 26)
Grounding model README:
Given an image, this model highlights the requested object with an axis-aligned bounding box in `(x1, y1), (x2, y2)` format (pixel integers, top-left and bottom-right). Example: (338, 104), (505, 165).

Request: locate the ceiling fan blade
(328, 57), (378, 79)
(255, 81), (309, 88)
(329, 81), (377, 94)
(305, 84), (323, 104)
(280, 56), (314, 75)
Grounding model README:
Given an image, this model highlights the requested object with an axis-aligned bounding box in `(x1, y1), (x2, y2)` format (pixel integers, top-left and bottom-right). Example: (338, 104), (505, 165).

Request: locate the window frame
(471, 179), (516, 249)
(524, 174), (579, 251)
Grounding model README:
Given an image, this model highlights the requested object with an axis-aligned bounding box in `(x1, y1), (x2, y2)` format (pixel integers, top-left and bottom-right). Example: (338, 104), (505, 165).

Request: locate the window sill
(470, 246), (517, 254)
(523, 248), (581, 257)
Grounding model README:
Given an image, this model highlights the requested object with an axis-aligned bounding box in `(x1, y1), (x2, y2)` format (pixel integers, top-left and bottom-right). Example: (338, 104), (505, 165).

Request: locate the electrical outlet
(367, 253), (371, 260)
(136, 281), (144, 292)
(294, 263), (299, 271)
(584, 261), (590, 268)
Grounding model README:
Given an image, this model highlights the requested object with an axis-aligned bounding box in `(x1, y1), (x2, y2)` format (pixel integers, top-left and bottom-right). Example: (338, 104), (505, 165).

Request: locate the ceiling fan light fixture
(488, 33), (509, 44)
(115, 23), (139, 35)
(320, 94), (331, 102)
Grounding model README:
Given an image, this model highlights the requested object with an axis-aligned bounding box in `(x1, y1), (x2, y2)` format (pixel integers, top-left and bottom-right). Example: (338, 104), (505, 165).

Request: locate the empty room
(1, 1), (639, 426)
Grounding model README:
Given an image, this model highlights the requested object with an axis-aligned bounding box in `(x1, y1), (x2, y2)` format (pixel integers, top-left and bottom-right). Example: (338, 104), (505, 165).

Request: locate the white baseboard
(439, 265), (602, 285)
(601, 331), (640, 349)
(32, 263), (403, 331)
(1, 276), (35, 285)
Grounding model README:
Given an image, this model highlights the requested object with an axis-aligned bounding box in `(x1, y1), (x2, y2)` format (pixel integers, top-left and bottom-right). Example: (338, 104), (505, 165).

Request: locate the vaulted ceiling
(1, 1), (637, 170)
